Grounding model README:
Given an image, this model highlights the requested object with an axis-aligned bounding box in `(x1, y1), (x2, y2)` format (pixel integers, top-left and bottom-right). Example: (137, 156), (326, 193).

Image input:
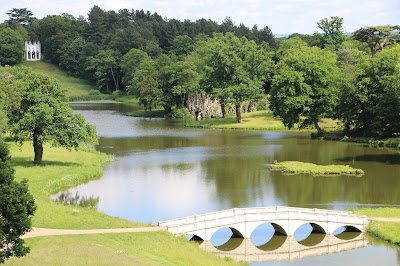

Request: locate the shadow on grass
(11, 157), (80, 168)
(336, 154), (400, 165)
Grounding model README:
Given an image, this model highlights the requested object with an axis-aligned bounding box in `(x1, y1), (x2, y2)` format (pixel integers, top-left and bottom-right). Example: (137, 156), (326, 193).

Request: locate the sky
(0, 0), (399, 34)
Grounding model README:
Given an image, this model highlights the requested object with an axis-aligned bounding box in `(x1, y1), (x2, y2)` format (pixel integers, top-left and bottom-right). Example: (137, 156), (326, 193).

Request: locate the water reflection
(199, 233), (367, 264)
(52, 191), (99, 208)
(65, 102), (400, 265)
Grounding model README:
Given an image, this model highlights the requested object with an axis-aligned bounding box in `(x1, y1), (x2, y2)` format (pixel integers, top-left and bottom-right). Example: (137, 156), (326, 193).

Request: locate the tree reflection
(54, 191), (99, 208)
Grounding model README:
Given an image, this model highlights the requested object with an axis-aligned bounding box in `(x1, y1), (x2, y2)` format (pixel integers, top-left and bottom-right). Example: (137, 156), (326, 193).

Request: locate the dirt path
(21, 217), (400, 239)
(368, 217), (400, 222)
(22, 226), (167, 239)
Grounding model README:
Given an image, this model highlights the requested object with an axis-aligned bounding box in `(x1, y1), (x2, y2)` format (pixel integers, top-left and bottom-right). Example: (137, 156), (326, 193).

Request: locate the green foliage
(172, 107), (193, 119)
(270, 46), (339, 134)
(86, 50), (121, 92)
(121, 48), (150, 89)
(270, 161), (364, 176)
(336, 45), (400, 137)
(6, 8), (35, 26)
(0, 138), (36, 263)
(0, 27), (24, 66)
(317, 16), (345, 49)
(201, 32), (272, 122)
(0, 66), (29, 131)
(353, 26), (400, 57)
(7, 69), (98, 164)
(58, 37), (98, 78)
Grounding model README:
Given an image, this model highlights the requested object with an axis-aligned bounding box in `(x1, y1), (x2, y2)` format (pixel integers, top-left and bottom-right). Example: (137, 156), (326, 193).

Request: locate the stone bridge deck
(158, 206), (368, 241)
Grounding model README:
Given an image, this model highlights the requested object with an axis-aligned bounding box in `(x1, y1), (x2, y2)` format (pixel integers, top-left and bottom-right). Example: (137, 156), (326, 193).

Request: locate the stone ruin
(187, 92), (261, 120)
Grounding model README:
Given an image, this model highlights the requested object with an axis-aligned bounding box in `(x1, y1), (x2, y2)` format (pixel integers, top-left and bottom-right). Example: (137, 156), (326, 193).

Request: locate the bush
(111, 90), (125, 96)
(88, 89), (102, 96)
(172, 108), (193, 119)
(341, 136), (349, 142)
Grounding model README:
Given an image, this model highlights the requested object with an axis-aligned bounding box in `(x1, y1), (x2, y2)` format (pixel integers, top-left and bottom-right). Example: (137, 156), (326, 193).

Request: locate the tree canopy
(353, 26), (400, 57)
(0, 137), (36, 263)
(200, 33), (272, 122)
(0, 27), (24, 66)
(7, 68), (98, 164)
(270, 46), (339, 134)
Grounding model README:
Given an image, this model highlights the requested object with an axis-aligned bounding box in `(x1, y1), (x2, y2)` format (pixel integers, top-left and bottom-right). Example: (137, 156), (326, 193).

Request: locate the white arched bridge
(158, 206), (368, 241)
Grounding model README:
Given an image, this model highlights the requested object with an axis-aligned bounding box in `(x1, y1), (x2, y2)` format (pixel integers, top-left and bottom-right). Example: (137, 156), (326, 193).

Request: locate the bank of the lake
(355, 208), (400, 245)
(5, 141), (237, 265)
(185, 110), (339, 131)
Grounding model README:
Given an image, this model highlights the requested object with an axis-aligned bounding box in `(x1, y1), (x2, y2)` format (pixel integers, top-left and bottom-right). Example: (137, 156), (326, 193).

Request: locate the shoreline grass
(270, 161), (365, 176)
(354, 208), (400, 245)
(185, 110), (340, 131)
(5, 140), (239, 265)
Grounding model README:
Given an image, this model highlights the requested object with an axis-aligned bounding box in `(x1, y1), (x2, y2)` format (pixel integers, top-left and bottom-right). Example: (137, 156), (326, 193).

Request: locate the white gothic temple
(25, 41), (41, 61)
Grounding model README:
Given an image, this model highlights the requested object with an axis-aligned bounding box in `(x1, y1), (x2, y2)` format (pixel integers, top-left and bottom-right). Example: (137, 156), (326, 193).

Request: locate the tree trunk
(314, 121), (322, 136)
(221, 103), (226, 118)
(33, 129), (43, 164)
(236, 103), (242, 123)
(371, 47), (377, 58)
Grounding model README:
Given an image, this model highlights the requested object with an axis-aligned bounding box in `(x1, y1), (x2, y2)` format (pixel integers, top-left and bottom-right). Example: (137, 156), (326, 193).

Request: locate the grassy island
(270, 161), (364, 176)
(5, 141), (238, 265)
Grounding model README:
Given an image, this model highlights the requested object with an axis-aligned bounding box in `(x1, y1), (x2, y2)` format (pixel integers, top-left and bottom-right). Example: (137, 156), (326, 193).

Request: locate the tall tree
(121, 48), (151, 89)
(336, 45), (400, 137)
(270, 46), (339, 135)
(0, 137), (36, 263)
(353, 26), (400, 57)
(201, 33), (272, 122)
(0, 27), (24, 66)
(58, 37), (98, 78)
(317, 16), (345, 49)
(6, 8), (35, 25)
(8, 69), (98, 164)
(86, 50), (121, 92)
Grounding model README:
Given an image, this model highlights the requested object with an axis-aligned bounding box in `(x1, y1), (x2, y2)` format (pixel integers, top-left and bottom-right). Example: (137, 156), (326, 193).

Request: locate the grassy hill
(18, 61), (99, 97)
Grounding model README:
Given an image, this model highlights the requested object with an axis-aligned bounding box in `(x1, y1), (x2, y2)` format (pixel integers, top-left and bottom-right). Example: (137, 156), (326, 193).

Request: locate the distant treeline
(1, 7), (400, 138)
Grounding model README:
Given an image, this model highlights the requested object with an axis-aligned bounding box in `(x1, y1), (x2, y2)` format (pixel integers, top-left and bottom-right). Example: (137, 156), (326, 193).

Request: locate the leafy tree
(86, 50), (121, 92)
(121, 48), (151, 89)
(317, 16), (345, 49)
(133, 56), (163, 111)
(8, 70), (98, 164)
(338, 45), (400, 137)
(0, 27), (24, 66)
(0, 137), (36, 263)
(170, 35), (194, 57)
(33, 15), (72, 64)
(0, 66), (28, 131)
(6, 8), (35, 25)
(201, 33), (271, 122)
(168, 58), (201, 107)
(353, 26), (400, 57)
(270, 46), (339, 135)
(58, 37), (98, 77)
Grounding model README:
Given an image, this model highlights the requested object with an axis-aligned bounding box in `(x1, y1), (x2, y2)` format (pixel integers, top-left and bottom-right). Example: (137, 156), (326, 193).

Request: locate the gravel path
(22, 226), (167, 239)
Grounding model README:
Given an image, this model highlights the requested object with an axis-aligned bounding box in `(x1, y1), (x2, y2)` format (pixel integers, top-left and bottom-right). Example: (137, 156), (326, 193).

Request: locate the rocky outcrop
(187, 92), (260, 120)
(187, 92), (222, 120)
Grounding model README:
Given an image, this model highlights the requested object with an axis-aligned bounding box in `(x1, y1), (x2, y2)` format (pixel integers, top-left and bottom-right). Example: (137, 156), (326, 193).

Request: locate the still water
(62, 102), (400, 264)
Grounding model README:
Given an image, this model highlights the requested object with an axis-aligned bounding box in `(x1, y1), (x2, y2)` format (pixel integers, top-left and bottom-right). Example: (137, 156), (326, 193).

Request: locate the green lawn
(185, 110), (341, 131)
(5, 141), (240, 265)
(355, 208), (400, 245)
(17, 61), (98, 97)
(5, 233), (241, 265)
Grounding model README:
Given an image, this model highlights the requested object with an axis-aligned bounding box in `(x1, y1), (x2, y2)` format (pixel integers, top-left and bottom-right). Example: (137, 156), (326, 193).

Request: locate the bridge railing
(158, 206), (366, 229)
